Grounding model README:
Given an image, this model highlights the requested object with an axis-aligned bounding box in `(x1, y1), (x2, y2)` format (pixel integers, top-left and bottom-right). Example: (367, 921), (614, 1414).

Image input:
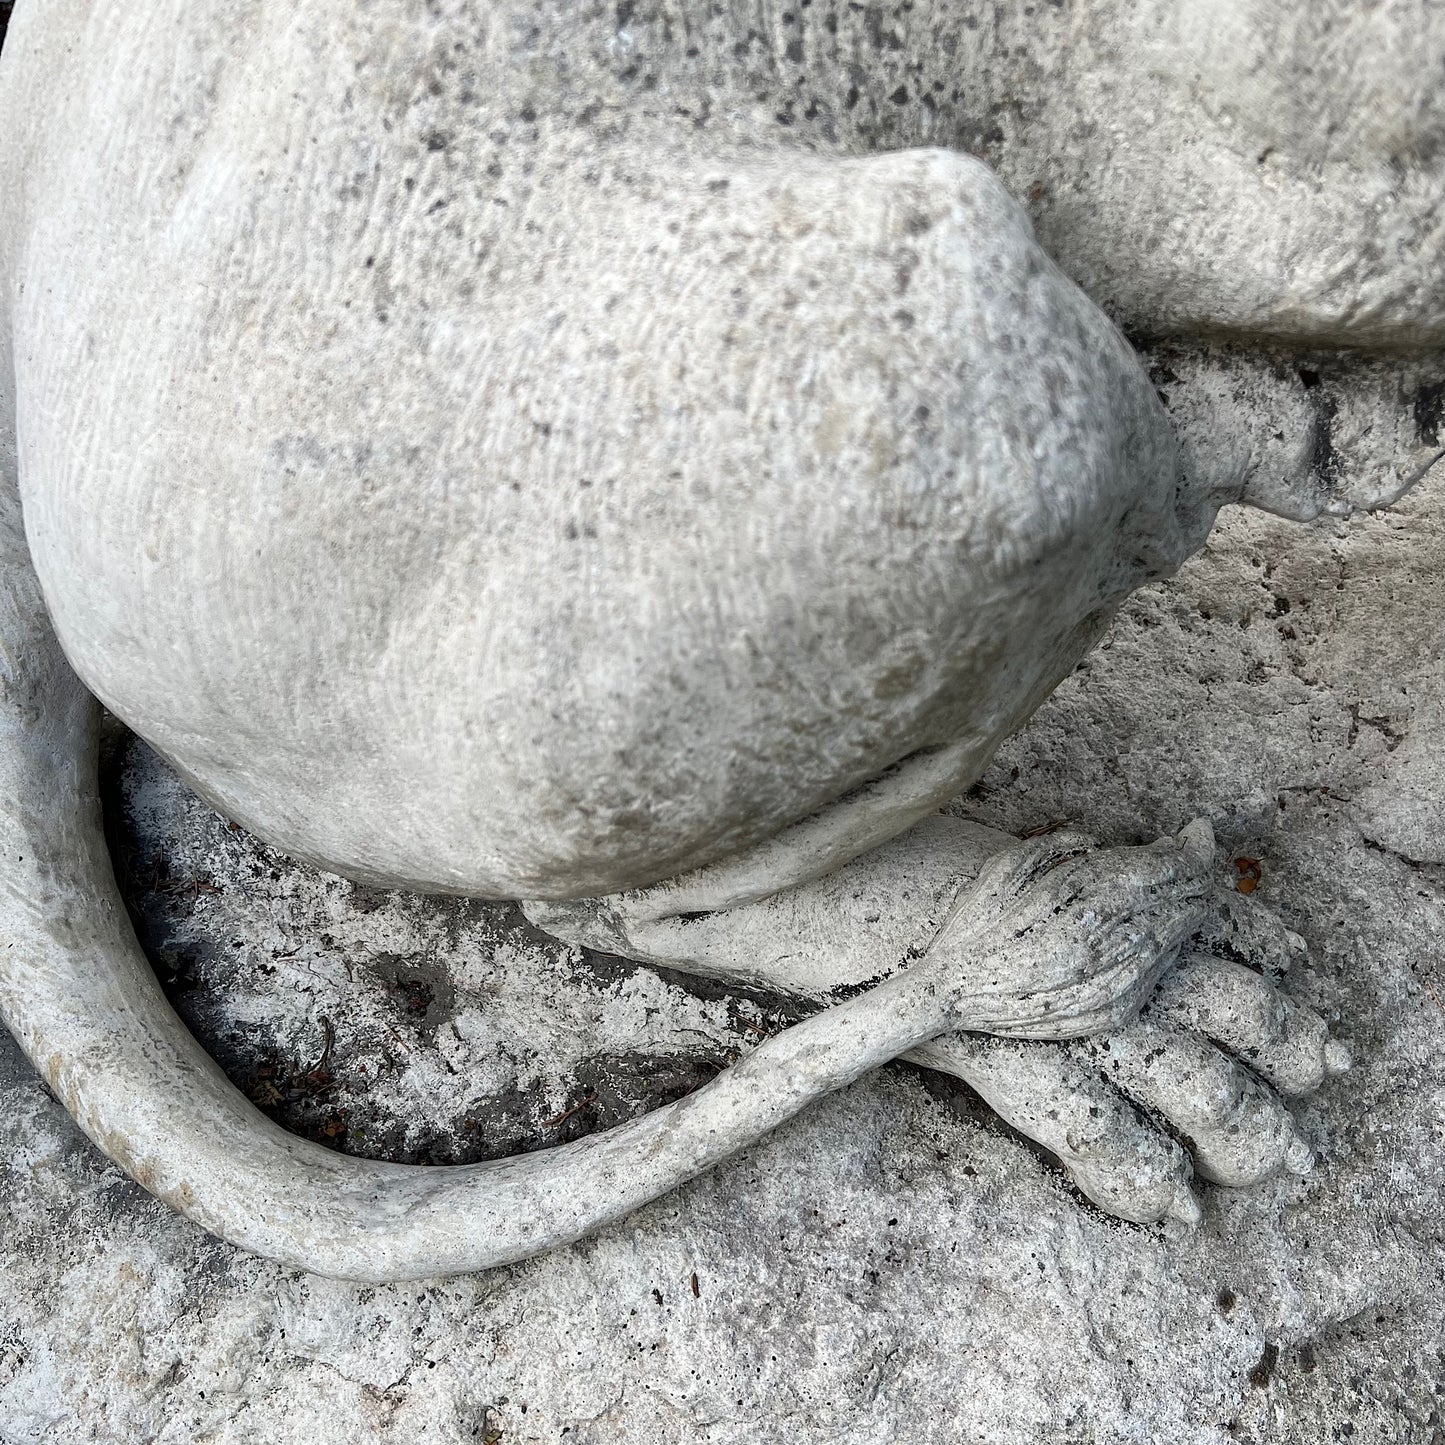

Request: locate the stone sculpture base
(2, 473), (1440, 1443)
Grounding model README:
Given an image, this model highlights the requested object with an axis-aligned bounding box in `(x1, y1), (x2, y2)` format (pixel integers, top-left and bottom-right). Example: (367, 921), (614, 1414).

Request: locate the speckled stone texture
(2, 474), (1443, 1443)
(3, 0), (1444, 1437)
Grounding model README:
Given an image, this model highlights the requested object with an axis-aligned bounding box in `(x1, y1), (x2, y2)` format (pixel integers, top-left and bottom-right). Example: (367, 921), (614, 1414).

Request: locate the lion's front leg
(528, 814), (1349, 1225)
(916, 949), (1348, 1224)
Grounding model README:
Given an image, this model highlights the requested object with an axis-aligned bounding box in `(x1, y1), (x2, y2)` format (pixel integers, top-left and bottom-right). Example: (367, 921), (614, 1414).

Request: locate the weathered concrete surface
(2, 0), (1442, 1435)
(3, 471), (1443, 1442)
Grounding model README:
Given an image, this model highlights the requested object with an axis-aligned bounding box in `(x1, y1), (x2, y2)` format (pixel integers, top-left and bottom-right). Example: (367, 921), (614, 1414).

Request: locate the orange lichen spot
(1233, 857), (1263, 895)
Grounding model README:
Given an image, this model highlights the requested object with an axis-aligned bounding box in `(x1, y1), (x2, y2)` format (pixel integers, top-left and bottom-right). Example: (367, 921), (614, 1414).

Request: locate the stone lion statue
(0, 0), (1436, 1281)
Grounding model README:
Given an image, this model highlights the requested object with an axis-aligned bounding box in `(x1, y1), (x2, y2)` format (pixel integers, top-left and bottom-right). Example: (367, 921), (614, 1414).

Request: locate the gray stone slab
(4, 485), (1443, 1442)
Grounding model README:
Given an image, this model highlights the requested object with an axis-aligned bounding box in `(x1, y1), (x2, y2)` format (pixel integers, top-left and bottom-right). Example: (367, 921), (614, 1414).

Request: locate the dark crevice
(1414, 379), (1445, 447)
(98, 722), (806, 1166)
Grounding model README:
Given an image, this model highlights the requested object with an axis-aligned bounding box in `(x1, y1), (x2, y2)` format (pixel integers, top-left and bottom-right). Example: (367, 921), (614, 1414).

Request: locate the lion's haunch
(13, 27), (1211, 897)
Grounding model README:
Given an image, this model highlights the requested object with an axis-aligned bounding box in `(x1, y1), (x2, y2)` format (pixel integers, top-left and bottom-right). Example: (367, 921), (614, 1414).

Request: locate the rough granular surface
(2, 3), (1443, 1435)
(3, 483), (1443, 1443)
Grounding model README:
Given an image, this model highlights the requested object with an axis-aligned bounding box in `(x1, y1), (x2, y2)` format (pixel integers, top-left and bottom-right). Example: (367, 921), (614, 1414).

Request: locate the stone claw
(1167, 1185), (1204, 1228)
